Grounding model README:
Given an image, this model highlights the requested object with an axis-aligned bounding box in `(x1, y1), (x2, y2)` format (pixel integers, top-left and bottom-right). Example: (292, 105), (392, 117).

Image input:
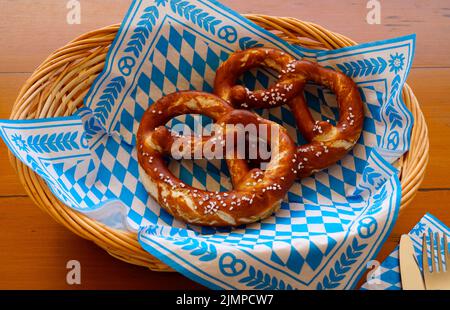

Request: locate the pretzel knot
(214, 47), (364, 178)
(137, 91), (297, 227)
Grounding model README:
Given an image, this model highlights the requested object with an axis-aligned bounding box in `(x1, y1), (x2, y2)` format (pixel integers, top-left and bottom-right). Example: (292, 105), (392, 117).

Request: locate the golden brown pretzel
(214, 47), (364, 178)
(136, 91), (297, 226)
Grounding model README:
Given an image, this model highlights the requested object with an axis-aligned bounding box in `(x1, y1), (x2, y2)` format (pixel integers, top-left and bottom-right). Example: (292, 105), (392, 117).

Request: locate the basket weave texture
(8, 15), (429, 271)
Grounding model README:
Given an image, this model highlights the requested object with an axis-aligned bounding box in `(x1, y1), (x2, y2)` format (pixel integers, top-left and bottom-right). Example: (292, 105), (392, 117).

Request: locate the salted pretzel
(214, 47), (364, 177)
(137, 91), (297, 227)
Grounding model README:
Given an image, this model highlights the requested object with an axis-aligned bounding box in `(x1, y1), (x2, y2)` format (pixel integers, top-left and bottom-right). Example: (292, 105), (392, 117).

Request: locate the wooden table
(1, 0), (449, 289)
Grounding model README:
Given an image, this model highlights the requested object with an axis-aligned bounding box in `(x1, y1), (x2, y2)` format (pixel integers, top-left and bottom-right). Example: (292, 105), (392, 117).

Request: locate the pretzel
(137, 91), (297, 227)
(214, 47), (364, 177)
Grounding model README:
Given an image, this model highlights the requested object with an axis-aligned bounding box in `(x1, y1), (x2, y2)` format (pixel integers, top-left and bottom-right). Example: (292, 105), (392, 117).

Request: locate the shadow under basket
(8, 15), (429, 272)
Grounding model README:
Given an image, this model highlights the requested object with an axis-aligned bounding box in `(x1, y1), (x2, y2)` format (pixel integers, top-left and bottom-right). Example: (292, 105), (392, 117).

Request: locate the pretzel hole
(162, 113), (232, 192)
(165, 113), (215, 135)
(160, 114), (275, 191)
(236, 67), (280, 93)
(303, 82), (339, 125)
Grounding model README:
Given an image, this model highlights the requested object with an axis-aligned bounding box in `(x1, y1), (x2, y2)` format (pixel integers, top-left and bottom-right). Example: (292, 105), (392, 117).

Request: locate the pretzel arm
(143, 127), (250, 187)
(214, 48), (306, 108)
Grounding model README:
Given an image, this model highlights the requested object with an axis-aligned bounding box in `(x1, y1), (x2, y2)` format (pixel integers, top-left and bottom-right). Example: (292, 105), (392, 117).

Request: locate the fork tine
(430, 232), (437, 272)
(444, 235), (449, 270)
(423, 233), (429, 273)
(437, 233), (443, 272)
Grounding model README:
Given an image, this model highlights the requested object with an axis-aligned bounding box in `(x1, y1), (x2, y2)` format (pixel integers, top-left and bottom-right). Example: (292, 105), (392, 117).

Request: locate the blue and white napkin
(0, 0), (416, 289)
(362, 213), (449, 290)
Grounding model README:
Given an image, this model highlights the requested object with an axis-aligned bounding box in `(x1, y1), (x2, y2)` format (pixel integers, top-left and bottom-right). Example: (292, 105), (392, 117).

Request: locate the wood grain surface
(0, 0), (449, 289)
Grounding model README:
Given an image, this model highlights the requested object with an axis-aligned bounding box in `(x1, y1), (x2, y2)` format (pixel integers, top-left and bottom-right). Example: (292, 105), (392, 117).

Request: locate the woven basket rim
(7, 15), (429, 271)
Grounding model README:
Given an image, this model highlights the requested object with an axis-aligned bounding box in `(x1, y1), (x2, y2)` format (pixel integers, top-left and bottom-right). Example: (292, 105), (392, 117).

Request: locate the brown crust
(214, 47), (364, 178)
(137, 91), (297, 227)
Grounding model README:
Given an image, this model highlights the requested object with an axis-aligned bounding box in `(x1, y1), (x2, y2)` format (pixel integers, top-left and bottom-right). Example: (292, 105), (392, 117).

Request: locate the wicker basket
(8, 15), (429, 272)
